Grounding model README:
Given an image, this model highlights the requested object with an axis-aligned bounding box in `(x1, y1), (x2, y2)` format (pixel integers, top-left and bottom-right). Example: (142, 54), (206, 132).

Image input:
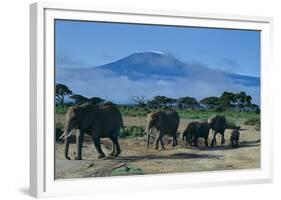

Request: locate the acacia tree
(89, 97), (105, 104)
(130, 95), (146, 107)
(55, 83), (72, 107)
(200, 96), (220, 109)
(70, 95), (105, 105)
(69, 94), (89, 104)
(178, 97), (199, 109)
(235, 91), (252, 110)
(219, 91), (236, 110)
(162, 97), (176, 107)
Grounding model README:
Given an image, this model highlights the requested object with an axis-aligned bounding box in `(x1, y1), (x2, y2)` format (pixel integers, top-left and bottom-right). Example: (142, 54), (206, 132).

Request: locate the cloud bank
(56, 67), (260, 105)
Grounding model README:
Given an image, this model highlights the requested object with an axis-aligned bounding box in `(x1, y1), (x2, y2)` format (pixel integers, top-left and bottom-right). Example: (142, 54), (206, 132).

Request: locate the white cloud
(56, 68), (260, 105)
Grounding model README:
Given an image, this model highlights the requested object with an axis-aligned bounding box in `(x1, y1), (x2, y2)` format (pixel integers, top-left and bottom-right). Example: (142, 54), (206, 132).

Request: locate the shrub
(244, 117), (260, 131)
(55, 123), (76, 143)
(120, 126), (145, 138)
(55, 106), (69, 114)
(55, 128), (64, 142)
(226, 119), (240, 129)
(111, 166), (144, 176)
(244, 117), (260, 126)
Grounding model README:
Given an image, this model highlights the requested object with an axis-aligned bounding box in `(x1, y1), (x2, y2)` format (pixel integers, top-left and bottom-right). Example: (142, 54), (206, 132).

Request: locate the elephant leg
(205, 137), (208, 147)
(211, 131), (217, 146)
(172, 133), (178, 147)
(75, 129), (84, 160)
(193, 138), (198, 147)
(64, 137), (71, 160)
(154, 134), (161, 150)
(221, 133), (225, 144)
(109, 136), (121, 157)
(113, 137), (121, 156)
(91, 136), (105, 159)
(184, 136), (188, 146)
(159, 137), (165, 149)
(108, 137), (116, 157)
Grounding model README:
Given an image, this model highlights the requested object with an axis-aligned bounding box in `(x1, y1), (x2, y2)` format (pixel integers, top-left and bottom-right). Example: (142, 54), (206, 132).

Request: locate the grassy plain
(55, 105), (260, 179)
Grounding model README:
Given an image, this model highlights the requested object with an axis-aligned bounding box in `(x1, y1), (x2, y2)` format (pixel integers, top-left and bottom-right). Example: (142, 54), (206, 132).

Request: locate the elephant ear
(151, 112), (159, 121)
(73, 106), (86, 121)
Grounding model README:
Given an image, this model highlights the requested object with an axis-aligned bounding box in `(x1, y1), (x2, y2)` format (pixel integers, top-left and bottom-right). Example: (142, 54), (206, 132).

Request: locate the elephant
(59, 102), (125, 160)
(207, 115), (226, 146)
(182, 121), (210, 147)
(229, 129), (240, 148)
(144, 110), (180, 150)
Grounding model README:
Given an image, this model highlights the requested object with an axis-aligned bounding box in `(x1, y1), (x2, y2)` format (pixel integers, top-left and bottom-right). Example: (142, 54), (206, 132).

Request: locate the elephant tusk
(63, 132), (73, 140)
(60, 130), (73, 140)
(59, 132), (66, 139)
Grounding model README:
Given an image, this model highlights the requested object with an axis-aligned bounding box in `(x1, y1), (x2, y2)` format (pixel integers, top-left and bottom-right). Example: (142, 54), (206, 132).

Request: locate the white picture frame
(30, 2), (274, 198)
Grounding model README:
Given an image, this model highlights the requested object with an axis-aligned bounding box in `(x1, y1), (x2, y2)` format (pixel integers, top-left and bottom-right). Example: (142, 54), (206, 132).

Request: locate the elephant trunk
(146, 129), (152, 150)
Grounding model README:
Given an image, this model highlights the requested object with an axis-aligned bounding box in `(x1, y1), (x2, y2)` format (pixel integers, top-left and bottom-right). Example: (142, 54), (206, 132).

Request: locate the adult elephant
(144, 110), (180, 150)
(59, 102), (125, 160)
(182, 121), (210, 147)
(208, 115), (226, 146)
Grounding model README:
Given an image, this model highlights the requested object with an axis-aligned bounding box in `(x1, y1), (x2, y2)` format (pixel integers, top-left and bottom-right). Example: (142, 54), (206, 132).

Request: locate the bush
(55, 123), (76, 143)
(120, 126), (145, 138)
(55, 128), (64, 142)
(55, 106), (69, 114)
(244, 117), (260, 131)
(244, 117), (260, 126)
(226, 119), (240, 129)
(111, 166), (144, 176)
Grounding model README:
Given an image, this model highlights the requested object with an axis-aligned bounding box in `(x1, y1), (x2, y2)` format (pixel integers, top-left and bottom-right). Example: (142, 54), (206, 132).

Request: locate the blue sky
(55, 20), (260, 77)
(55, 20), (260, 104)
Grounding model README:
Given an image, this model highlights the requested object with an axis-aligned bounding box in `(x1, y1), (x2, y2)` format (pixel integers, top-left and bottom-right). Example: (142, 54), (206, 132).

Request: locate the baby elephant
(229, 129), (240, 148)
(182, 121), (210, 147)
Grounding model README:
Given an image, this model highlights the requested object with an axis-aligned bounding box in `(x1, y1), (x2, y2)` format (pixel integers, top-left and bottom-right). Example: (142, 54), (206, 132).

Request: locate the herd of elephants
(59, 102), (240, 160)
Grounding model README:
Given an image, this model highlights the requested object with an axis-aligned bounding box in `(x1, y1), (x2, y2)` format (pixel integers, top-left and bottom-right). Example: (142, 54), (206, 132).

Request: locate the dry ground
(55, 116), (260, 179)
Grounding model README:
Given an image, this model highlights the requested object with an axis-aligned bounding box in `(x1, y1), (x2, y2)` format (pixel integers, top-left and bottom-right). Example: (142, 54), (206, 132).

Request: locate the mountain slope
(56, 51), (260, 104)
(93, 51), (260, 86)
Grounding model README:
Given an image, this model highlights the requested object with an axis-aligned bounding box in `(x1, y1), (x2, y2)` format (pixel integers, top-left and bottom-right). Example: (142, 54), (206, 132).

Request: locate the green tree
(219, 91), (236, 110)
(69, 94), (89, 104)
(178, 97), (199, 109)
(55, 83), (72, 107)
(166, 98), (177, 107)
(200, 96), (220, 109)
(234, 91), (252, 110)
(146, 100), (158, 109)
(70, 95), (106, 105)
(89, 97), (105, 104)
(153, 96), (168, 108)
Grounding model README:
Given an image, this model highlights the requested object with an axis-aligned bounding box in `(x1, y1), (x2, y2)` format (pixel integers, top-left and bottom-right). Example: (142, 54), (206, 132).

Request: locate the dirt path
(55, 116), (260, 179)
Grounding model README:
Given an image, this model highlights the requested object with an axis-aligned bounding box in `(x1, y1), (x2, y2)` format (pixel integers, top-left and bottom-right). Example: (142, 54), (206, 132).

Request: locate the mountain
(93, 51), (260, 86)
(56, 51), (260, 104)
(96, 51), (188, 79)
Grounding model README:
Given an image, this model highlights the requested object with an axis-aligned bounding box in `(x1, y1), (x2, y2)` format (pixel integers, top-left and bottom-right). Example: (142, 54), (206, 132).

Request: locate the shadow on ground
(102, 152), (223, 162)
(189, 139), (260, 151)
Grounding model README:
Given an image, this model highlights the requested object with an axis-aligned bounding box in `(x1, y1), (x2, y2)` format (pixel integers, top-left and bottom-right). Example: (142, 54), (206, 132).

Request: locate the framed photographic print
(30, 2), (273, 198)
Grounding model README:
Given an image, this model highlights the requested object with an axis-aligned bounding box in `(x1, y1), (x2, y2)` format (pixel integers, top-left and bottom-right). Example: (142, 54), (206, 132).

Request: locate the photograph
(54, 19), (261, 179)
